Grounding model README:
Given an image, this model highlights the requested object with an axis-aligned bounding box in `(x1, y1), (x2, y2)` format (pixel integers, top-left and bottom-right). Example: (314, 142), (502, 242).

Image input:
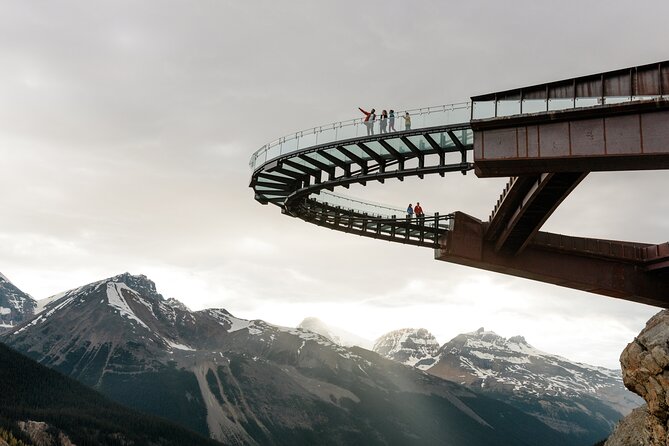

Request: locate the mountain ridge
(373, 325), (642, 446)
(3, 272), (576, 446)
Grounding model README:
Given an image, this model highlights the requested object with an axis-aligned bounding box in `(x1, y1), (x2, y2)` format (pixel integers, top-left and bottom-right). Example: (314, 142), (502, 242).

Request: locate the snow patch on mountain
(165, 339), (196, 351)
(205, 308), (253, 333)
(105, 282), (149, 329)
(16, 294), (77, 333)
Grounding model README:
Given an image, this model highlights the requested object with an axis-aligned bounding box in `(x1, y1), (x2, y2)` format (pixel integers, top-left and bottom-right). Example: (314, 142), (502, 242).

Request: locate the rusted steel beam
(472, 60), (669, 102)
(436, 212), (669, 307)
(491, 172), (588, 254)
(473, 102), (669, 177)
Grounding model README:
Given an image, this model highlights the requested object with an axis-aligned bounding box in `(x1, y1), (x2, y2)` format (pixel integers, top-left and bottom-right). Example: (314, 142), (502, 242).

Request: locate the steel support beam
(489, 172), (588, 254)
(437, 212), (669, 307)
(473, 101), (669, 177)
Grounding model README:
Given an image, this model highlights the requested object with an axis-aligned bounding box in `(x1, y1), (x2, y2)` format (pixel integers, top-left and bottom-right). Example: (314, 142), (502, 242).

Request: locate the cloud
(0, 0), (668, 370)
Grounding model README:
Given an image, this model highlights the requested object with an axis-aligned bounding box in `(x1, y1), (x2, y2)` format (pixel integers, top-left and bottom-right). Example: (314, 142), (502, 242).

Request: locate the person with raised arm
(359, 107), (376, 135)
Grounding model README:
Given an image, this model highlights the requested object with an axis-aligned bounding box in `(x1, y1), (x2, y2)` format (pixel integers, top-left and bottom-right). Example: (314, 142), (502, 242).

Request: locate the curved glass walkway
(249, 102), (474, 247)
(250, 60), (669, 249)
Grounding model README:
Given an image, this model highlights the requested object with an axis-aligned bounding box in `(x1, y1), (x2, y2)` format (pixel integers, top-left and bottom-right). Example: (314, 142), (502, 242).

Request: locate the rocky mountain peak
(508, 335), (528, 345)
(107, 273), (163, 301)
(0, 272), (36, 331)
(373, 328), (440, 370)
(165, 297), (189, 311)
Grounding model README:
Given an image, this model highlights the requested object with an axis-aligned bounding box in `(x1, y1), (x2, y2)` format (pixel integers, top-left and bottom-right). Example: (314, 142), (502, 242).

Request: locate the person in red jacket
(359, 107), (376, 136)
(414, 202), (424, 224)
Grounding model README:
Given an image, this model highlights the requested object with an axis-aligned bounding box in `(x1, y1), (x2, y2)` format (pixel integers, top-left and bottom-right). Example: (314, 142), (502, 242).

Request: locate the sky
(1, 0), (668, 369)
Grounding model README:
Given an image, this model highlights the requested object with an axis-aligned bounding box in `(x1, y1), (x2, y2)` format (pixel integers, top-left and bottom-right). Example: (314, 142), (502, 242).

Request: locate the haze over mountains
(0, 273), (642, 445)
(306, 318), (643, 445)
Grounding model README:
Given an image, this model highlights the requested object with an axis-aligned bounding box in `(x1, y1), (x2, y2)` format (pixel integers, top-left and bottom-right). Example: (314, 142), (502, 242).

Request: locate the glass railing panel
(251, 103), (473, 169)
(472, 101), (495, 119)
(575, 97), (600, 108)
(522, 99), (547, 113)
(281, 137), (300, 156)
(336, 122), (364, 140)
(420, 109), (447, 128)
(548, 98), (574, 111)
(604, 96), (633, 105)
(311, 192), (404, 218)
(264, 143), (283, 165)
(449, 104), (472, 123)
(297, 130), (319, 149)
(497, 100), (521, 117)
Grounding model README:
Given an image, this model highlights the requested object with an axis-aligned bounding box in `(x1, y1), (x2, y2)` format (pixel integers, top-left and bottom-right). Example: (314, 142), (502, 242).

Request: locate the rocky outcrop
(17, 421), (75, 446)
(604, 405), (653, 446)
(607, 310), (669, 446)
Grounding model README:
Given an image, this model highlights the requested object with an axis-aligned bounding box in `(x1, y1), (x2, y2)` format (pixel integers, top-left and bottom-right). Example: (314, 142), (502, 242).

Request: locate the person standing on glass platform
(359, 107), (376, 136)
(404, 112), (411, 130)
(388, 109), (396, 132)
(380, 110), (388, 134)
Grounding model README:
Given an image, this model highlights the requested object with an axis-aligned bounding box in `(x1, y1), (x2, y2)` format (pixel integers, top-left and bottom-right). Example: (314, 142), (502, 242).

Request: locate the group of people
(406, 202), (424, 220)
(358, 107), (411, 136)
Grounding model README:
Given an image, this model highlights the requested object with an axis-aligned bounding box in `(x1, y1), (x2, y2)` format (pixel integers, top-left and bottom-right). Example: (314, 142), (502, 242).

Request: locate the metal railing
(472, 95), (669, 120)
(249, 102), (472, 171)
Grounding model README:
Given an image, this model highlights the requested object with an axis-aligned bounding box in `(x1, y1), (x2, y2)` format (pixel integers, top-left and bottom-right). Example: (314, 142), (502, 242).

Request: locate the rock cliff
(606, 310), (669, 446)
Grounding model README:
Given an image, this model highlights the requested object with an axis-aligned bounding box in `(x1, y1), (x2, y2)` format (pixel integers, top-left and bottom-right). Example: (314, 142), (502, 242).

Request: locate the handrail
(249, 102), (472, 170)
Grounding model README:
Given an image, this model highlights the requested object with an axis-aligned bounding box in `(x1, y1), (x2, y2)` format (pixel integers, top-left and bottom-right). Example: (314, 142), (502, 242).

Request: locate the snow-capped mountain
(2, 274), (573, 446)
(373, 328), (440, 370)
(0, 273), (36, 331)
(429, 327), (640, 408)
(428, 327), (643, 445)
(298, 316), (372, 349)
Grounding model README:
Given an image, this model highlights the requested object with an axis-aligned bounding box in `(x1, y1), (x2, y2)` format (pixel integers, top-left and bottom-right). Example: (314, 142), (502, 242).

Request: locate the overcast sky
(1, 0), (668, 369)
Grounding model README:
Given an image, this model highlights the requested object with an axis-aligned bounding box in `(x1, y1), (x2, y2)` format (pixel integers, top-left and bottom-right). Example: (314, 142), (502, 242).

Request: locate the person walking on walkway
(414, 202), (424, 224)
(406, 203), (414, 219)
(380, 110), (388, 134)
(389, 110), (396, 132)
(359, 107), (376, 136)
(404, 112), (411, 130)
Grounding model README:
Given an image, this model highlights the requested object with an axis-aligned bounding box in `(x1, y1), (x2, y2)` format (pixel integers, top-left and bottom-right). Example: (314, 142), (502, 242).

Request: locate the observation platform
(249, 60), (669, 307)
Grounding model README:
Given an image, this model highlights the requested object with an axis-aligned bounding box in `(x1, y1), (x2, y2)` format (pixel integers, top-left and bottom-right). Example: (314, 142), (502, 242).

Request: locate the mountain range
(371, 326), (643, 446)
(2, 272), (581, 446)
